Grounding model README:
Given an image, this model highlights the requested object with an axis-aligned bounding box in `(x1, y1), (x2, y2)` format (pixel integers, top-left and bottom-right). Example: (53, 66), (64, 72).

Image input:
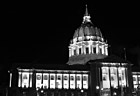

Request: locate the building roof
(11, 63), (90, 71)
(88, 54), (132, 64)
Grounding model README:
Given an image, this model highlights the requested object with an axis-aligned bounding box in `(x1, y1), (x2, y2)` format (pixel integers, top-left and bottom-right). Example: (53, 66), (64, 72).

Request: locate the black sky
(2, 1), (140, 70)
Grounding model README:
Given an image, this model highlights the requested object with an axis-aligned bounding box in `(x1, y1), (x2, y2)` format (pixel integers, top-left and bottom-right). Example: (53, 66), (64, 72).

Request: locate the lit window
(102, 68), (107, 74)
(138, 77), (140, 81)
(133, 77), (136, 81)
(51, 75), (54, 80)
(37, 75), (41, 80)
(23, 75), (27, 79)
(102, 75), (107, 81)
(63, 74), (69, 89)
(22, 72), (29, 88)
(36, 73), (42, 89)
(43, 75), (48, 80)
(83, 74), (88, 89)
(70, 74), (75, 89)
(77, 76), (80, 81)
(64, 76), (68, 80)
(43, 74), (49, 89)
(57, 75), (61, 80)
(119, 76), (122, 81)
(111, 76), (115, 81)
(102, 67), (110, 88)
(70, 76), (74, 80)
(50, 74), (55, 89)
(83, 76), (87, 81)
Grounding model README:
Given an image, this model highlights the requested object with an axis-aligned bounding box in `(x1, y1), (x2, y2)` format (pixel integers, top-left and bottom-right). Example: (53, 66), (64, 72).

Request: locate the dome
(72, 7), (104, 42)
(73, 22), (103, 40)
(67, 5), (108, 65)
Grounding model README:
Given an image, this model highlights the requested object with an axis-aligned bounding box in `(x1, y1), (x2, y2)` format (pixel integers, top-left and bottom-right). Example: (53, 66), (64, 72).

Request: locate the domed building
(68, 6), (108, 65)
(7, 6), (135, 96)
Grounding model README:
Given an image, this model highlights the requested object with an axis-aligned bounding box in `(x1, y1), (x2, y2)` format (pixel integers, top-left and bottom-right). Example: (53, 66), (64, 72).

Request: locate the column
(9, 73), (12, 87)
(88, 45), (91, 54)
(83, 45), (86, 54)
(18, 72), (22, 87)
(29, 72), (33, 87)
(102, 45), (105, 54)
(77, 47), (79, 55)
(105, 47), (108, 55)
(96, 44), (99, 54)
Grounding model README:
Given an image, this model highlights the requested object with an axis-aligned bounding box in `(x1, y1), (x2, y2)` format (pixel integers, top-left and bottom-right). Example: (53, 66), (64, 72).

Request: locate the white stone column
(96, 44), (99, 54)
(81, 45), (84, 54)
(18, 72), (22, 87)
(77, 46), (79, 55)
(105, 47), (108, 55)
(29, 72), (32, 87)
(83, 45), (86, 54)
(71, 48), (74, 56)
(91, 45), (93, 54)
(88, 41), (92, 54)
(9, 73), (12, 87)
(69, 49), (71, 57)
(102, 45), (105, 54)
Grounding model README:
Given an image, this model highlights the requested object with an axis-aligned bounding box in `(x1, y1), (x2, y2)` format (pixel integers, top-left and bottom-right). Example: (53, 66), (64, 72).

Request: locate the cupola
(67, 5), (108, 65)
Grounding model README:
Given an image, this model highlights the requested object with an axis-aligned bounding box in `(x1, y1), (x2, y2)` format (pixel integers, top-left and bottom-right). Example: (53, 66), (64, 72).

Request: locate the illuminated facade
(132, 67), (140, 95)
(8, 6), (135, 96)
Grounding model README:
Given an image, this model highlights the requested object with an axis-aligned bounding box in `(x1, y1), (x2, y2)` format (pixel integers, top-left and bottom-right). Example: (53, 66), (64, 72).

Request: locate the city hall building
(8, 7), (135, 96)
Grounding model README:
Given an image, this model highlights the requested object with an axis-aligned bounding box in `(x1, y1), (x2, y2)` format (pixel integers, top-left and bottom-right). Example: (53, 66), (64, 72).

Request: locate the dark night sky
(1, 1), (140, 72)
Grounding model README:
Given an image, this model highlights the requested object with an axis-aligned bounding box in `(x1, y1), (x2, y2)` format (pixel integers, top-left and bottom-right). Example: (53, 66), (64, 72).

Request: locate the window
(77, 76), (80, 81)
(37, 75), (41, 80)
(133, 77), (136, 81)
(138, 76), (140, 81)
(57, 75), (61, 80)
(51, 75), (54, 80)
(102, 67), (110, 88)
(43, 75), (48, 80)
(79, 48), (81, 54)
(83, 76), (87, 81)
(111, 76), (115, 81)
(74, 49), (76, 55)
(119, 76), (122, 81)
(70, 76), (74, 80)
(86, 47), (89, 54)
(93, 47), (96, 53)
(23, 75), (27, 79)
(64, 76), (68, 80)
(102, 75), (107, 81)
(100, 48), (102, 54)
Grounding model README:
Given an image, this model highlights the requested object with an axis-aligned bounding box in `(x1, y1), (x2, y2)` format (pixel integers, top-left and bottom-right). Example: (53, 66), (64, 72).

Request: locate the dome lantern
(83, 5), (91, 23)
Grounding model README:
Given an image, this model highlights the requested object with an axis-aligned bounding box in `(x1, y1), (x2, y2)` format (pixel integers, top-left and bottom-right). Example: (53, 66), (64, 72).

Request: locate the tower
(68, 6), (108, 65)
